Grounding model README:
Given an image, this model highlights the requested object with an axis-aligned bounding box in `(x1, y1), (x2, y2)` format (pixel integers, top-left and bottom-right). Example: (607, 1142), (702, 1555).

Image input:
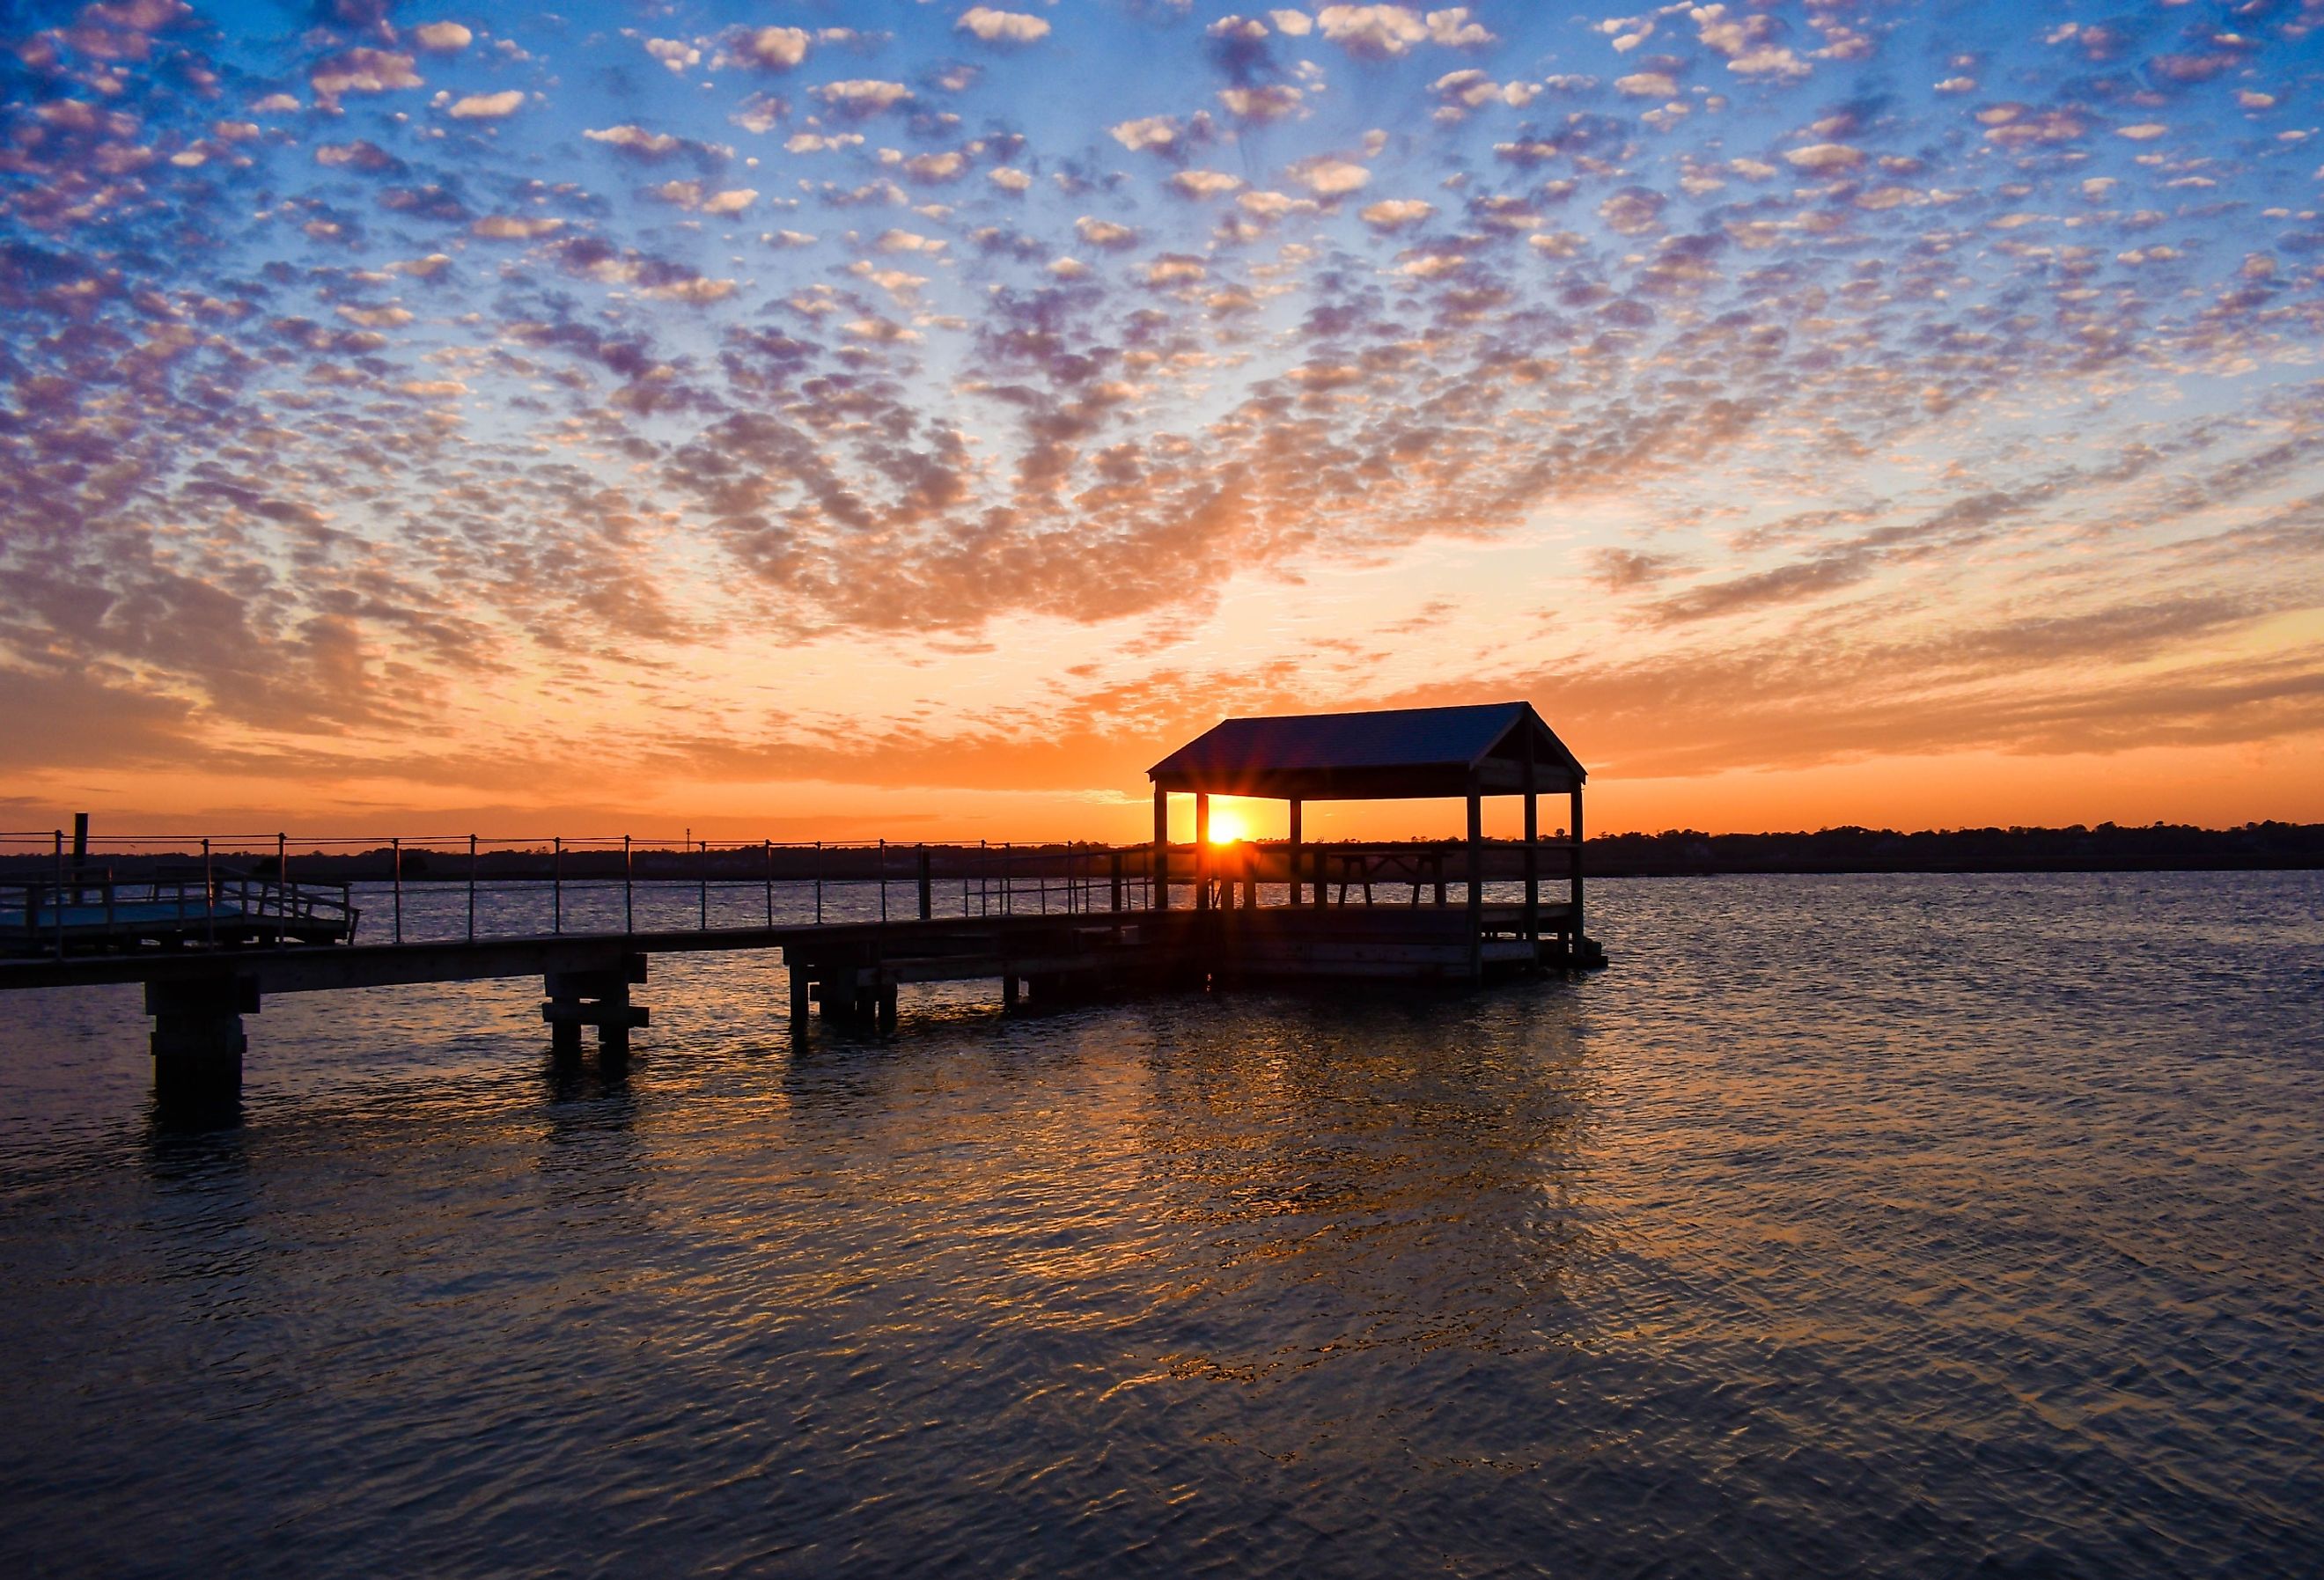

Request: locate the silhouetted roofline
(1148, 702), (1585, 800)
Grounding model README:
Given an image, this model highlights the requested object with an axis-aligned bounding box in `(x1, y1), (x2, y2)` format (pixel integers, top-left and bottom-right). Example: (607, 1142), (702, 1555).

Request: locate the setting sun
(1207, 808), (1249, 845)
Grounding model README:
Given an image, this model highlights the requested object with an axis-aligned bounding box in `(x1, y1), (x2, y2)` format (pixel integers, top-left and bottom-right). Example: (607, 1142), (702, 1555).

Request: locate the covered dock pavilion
(1147, 701), (1601, 980)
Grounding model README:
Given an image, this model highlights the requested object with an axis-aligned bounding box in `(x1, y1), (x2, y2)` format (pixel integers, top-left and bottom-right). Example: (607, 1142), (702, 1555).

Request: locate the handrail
(2, 828), (1578, 956)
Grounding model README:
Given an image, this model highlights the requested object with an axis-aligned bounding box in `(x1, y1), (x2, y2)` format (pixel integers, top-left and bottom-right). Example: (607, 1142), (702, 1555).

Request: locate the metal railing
(0, 829), (1577, 958)
(1, 862), (359, 957)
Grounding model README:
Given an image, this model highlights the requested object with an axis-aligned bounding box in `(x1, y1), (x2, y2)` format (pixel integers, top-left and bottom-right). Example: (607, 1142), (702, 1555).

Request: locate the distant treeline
(4, 822), (2319, 881)
(1577, 821), (2324, 876)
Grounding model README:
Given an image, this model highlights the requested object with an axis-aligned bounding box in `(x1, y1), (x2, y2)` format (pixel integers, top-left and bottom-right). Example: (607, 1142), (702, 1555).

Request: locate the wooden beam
(1288, 798), (1302, 907)
(1466, 772), (1483, 982)
(1522, 731), (1539, 944)
(1152, 785), (1169, 912)
(1570, 784), (1585, 946)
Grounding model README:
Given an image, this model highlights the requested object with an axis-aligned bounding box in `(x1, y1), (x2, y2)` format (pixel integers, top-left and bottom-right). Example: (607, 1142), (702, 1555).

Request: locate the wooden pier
(0, 702), (1605, 1099)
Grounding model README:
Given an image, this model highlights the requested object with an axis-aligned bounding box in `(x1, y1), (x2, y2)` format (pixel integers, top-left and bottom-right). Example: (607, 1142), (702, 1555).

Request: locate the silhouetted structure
(1149, 702), (1597, 980)
(4, 706), (1608, 1104)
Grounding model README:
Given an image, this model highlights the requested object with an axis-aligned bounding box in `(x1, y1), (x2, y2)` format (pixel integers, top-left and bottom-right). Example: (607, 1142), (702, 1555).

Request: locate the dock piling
(542, 953), (649, 1058)
(149, 974), (254, 1097)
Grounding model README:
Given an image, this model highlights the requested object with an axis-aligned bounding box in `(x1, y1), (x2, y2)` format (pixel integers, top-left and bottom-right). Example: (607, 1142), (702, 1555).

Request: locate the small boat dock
(0, 703), (1605, 1100)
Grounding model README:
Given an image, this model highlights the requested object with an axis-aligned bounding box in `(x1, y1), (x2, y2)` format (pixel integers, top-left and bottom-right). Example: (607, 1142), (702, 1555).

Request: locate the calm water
(0, 873), (2318, 1577)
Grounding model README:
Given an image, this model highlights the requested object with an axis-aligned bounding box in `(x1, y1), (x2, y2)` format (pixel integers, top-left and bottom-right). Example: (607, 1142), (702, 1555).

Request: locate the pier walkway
(0, 702), (1605, 1099)
(0, 848), (1590, 1095)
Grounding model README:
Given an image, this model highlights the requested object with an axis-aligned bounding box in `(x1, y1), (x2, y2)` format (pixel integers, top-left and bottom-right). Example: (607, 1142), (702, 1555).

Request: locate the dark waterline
(1, 872), (2318, 1576)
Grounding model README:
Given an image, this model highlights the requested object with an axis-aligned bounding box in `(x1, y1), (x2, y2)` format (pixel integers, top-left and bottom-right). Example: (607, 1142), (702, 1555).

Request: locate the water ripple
(0, 871), (2318, 1576)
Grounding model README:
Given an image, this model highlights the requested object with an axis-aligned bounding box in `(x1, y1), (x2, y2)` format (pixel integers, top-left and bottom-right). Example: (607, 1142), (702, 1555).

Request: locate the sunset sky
(3, 0), (2321, 841)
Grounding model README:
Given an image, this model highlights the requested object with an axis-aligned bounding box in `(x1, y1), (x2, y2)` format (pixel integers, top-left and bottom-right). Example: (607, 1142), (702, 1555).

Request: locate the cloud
(1783, 142), (1863, 171)
(310, 48), (421, 101)
(1597, 187), (1666, 234)
(448, 90), (525, 120)
(955, 8), (1051, 47)
(1587, 548), (1683, 592)
(4, 0), (2320, 831)
(1355, 196), (1431, 231)
(1286, 155), (1370, 195)
(813, 79), (915, 117)
(1218, 84), (1304, 121)
(1314, 5), (1491, 56)
(735, 26), (812, 70)
(1111, 114), (1184, 154)
(471, 214), (565, 238)
(413, 22), (472, 53)
(1075, 216), (1139, 249)
(585, 124), (682, 158)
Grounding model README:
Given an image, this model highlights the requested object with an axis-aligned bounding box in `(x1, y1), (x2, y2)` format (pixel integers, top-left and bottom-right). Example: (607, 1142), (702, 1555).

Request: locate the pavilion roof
(1148, 702), (1585, 800)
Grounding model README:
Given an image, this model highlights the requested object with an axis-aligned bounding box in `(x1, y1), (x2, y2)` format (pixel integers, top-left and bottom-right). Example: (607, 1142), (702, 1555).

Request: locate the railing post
(623, 834), (634, 935)
(277, 831), (289, 949)
(204, 836), (217, 948)
(814, 841), (823, 925)
(699, 838), (709, 931)
(764, 839), (774, 928)
(467, 833), (477, 943)
(1111, 849), (1123, 913)
(51, 829), (64, 959)
(553, 836), (563, 936)
(917, 844), (931, 921)
(879, 838), (888, 924)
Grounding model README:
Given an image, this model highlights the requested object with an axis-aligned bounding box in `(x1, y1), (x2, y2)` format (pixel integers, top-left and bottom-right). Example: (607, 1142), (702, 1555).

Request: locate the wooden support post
(542, 953), (650, 1058)
(1152, 788), (1169, 912)
(1195, 794), (1210, 912)
(789, 965), (811, 1026)
(148, 974), (255, 1098)
(878, 981), (898, 1029)
(1003, 973), (1019, 1010)
(1312, 845), (1327, 908)
(917, 845), (933, 921)
(1523, 736), (1540, 946)
(1570, 784), (1586, 951)
(1288, 800), (1302, 907)
(1110, 849), (1123, 913)
(1466, 774), (1484, 982)
(1241, 843), (1256, 910)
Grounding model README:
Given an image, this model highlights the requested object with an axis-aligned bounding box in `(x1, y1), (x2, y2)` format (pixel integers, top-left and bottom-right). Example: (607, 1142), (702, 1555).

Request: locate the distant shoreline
(1578, 824), (2323, 878)
(1588, 856), (2324, 877)
(3, 825), (2315, 883)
